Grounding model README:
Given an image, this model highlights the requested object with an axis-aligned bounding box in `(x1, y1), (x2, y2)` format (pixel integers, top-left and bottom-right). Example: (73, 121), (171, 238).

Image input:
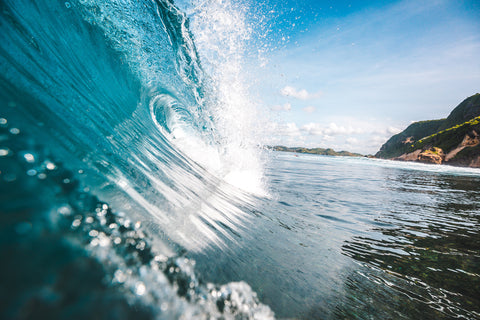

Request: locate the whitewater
(1, 1), (480, 319)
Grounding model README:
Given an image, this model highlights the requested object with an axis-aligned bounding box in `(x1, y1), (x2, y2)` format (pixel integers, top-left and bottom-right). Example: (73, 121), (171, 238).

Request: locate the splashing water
(1, 0), (273, 318)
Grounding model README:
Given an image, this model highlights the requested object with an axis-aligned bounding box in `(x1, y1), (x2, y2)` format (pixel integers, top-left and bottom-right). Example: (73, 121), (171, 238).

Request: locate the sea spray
(1, 0), (271, 252)
(0, 0), (272, 308)
(0, 0), (276, 317)
(176, 0), (270, 195)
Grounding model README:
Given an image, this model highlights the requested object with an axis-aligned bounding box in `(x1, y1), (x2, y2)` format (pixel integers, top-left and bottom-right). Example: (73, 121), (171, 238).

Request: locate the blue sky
(245, 0), (480, 154)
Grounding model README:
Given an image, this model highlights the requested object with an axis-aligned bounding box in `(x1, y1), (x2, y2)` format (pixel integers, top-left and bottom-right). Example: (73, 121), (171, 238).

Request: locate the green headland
(376, 93), (480, 167)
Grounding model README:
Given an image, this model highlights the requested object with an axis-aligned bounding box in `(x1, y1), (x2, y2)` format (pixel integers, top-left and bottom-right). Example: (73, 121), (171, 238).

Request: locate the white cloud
(322, 135), (334, 142)
(280, 86), (308, 99)
(280, 86), (322, 100)
(271, 103), (292, 111)
(267, 118), (414, 154)
(371, 125), (404, 136)
(302, 106), (316, 113)
(325, 123), (364, 135)
(346, 137), (359, 145)
(370, 135), (389, 145)
(300, 123), (323, 135)
(301, 122), (364, 136)
(277, 122), (301, 137)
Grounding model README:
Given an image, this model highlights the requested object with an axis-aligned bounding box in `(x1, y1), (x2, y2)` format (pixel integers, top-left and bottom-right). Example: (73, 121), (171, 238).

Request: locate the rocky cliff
(376, 93), (480, 168)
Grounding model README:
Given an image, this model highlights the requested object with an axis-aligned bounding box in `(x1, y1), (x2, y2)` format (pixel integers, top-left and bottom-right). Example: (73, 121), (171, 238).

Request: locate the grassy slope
(376, 93), (480, 159)
(375, 119), (445, 158)
(415, 117), (480, 152)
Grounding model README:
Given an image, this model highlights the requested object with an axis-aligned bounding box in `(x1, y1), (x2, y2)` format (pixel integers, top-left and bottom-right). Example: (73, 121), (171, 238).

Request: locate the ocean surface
(1, 1), (480, 319)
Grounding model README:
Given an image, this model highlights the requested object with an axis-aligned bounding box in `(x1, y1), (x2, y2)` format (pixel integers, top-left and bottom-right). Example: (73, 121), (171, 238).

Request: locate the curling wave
(0, 0), (271, 318)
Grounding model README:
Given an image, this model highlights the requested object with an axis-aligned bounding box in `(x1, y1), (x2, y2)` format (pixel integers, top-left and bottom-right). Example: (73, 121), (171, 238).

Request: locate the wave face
(0, 0), (272, 318)
(0, 0), (267, 250)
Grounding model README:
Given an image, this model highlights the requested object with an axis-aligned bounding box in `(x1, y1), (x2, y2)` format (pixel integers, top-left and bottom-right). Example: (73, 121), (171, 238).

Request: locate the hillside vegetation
(375, 119), (446, 159)
(376, 93), (480, 167)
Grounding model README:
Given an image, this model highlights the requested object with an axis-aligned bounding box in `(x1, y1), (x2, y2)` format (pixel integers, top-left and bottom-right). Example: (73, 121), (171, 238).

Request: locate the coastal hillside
(376, 93), (480, 167)
(272, 146), (363, 157)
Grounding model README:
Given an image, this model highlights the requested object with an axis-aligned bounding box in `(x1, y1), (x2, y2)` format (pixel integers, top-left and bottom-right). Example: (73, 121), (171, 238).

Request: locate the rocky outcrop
(394, 149), (422, 161)
(396, 147), (445, 164)
(393, 131), (480, 167)
(418, 147), (445, 164)
(402, 136), (414, 145)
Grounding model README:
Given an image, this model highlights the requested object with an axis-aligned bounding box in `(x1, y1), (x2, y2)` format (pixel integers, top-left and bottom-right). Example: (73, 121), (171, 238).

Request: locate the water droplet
(160, 302), (168, 311)
(58, 206), (72, 215)
(72, 219), (81, 228)
(37, 173), (47, 179)
(136, 241), (146, 250)
(98, 233), (110, 246)
(154, 255), (167, 262)
(135, 282), (146, 296)
(62, 178), (70, 184)
(46, 162), (56, 170)
(9, 128), (20, 135)
(26, 169), (37, 176)
(114, 269), (126, 283)
(65, 2), (71, 8)
(0, 118), (7, 125)
(23, 153), (35, 163)
(89, 230), (99, 237)
(0, 148), (10, 156)
(85, 217), (94, 223)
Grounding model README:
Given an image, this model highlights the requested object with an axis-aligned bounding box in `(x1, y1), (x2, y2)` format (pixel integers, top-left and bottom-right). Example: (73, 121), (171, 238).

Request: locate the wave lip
(0, 0), (268, 250)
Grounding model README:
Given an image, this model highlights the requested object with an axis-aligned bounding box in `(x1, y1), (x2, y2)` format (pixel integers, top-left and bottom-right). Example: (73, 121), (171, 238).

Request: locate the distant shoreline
(272, 147), (480, 170)
(269, 146), (365, 158)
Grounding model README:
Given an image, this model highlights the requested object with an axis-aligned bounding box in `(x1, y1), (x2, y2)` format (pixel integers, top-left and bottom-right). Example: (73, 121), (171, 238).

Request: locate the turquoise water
(191, 152), (480, 319)
(1, 1), (480, 319)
